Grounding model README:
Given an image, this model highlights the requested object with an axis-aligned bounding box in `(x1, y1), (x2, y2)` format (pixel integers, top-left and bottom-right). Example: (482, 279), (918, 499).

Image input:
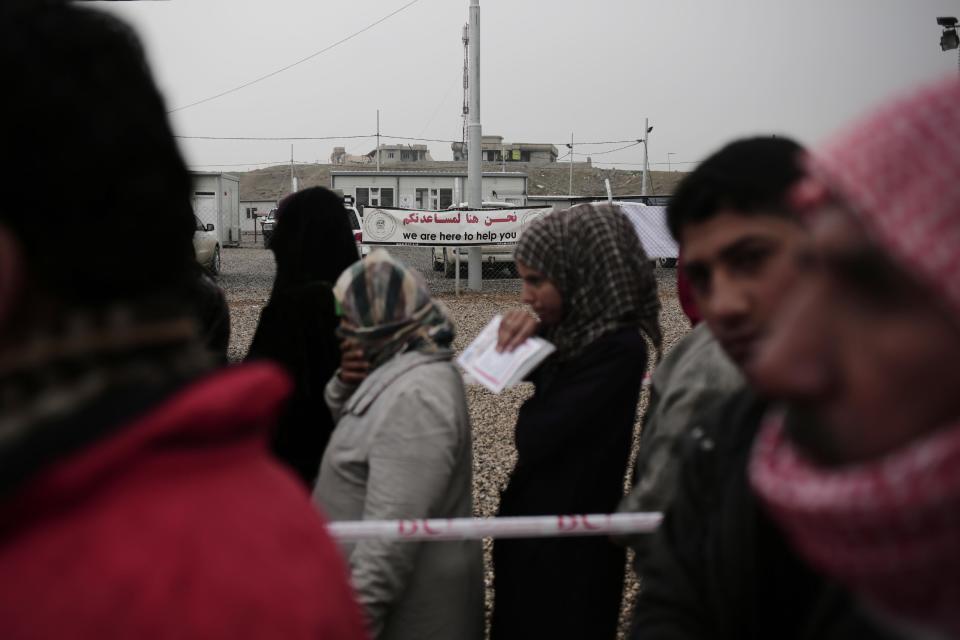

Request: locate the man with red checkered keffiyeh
(749, 76), (960, 639)
(632, 79), (960, 640)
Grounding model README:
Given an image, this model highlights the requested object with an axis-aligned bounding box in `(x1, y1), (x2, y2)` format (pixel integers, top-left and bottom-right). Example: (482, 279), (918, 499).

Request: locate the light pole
(938, 16), (959, 74)
(641, 121), (653, 196)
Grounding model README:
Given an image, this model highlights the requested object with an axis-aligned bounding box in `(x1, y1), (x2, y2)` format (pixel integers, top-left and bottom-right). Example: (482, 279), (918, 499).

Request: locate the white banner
(326, 512), (663, 543)
(360, 207), (551, 247)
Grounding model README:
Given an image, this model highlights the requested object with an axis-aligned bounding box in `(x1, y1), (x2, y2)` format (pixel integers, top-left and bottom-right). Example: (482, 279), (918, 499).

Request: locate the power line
(187, 160), (309, 168)
(588, 159), (701, 167)
(572, 141), (642, 156)
(176, 134), (374, 141)
(176, 132), (654, 147)
(167, 0), (422, 114)
(417, 79), (460, 138)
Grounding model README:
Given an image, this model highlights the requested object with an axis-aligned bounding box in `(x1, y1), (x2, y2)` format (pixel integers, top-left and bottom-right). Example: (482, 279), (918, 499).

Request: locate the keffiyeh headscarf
(515, 203), (661, 364)
(333, 249), (454, 370)
(750, 77), (960, 637)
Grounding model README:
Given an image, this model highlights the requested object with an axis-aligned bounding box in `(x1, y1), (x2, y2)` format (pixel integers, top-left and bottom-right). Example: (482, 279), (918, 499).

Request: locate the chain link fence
(379, 246), (522, 296)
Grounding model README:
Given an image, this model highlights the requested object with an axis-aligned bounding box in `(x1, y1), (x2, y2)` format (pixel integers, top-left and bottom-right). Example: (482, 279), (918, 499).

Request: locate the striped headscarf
(333, 249), (454, 370)
(515, 203), (661, 364)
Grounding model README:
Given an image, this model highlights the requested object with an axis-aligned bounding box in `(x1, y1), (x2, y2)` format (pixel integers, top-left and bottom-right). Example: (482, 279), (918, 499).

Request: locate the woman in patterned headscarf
(313, 250), (482, 640)
(491, 203), (661, 640)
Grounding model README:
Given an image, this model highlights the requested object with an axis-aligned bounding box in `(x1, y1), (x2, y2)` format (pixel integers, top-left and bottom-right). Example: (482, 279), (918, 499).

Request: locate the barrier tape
(327, 512), (663, 542)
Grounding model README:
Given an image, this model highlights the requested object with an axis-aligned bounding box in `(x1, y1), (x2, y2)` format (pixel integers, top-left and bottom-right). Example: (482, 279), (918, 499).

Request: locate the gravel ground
(220, 243), (690, 639)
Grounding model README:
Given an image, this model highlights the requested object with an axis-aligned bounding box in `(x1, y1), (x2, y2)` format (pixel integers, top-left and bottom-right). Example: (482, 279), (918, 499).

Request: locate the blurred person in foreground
(491, 203), (661, 640)
(0, 4), (366, 638)
(749, 77), (960, 639)
(628, 136), (896, 639)
(247, 186), (360, 486)
(314, 250), (482, 640)
(192, 264), (231, 365)
(619, 138), (802, 566)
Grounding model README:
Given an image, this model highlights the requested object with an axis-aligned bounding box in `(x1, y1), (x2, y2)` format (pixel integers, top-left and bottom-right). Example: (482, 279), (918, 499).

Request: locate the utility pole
(641, 118), (652, 196)
(568, 133), (574, 196)
(466, 0), (482, 290)
(290, 144), (297, 193)
(376, 110), (381, 172)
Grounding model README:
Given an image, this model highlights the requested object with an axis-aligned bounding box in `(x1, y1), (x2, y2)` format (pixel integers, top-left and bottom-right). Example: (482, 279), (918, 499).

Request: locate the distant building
(330, 170), (528, 211)
(451, 135), (558, 164)
(330, 144), (434, 166)
(191, 172), (240, 245)
(240, 199), (277, 232)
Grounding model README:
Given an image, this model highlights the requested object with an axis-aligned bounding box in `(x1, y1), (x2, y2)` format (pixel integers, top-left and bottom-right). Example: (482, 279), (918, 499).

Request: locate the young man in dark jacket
(0, 4), (366, 638)
(630, 138), (894, 638)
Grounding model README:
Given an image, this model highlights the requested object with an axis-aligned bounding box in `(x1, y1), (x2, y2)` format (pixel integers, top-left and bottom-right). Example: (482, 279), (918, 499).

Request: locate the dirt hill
(236, 161), (686, 202)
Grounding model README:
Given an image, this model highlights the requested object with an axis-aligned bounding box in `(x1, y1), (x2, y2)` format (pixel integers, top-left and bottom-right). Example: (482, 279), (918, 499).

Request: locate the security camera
(937, 16), (958, 28)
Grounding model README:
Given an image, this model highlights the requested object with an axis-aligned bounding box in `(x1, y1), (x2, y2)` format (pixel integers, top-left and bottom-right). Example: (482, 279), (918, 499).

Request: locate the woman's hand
(496, 308), (540, 353)
(339, 338), (370, 384)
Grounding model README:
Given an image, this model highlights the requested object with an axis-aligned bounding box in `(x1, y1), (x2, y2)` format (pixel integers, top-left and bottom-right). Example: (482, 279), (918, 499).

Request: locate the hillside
(236, 161), (686, 202)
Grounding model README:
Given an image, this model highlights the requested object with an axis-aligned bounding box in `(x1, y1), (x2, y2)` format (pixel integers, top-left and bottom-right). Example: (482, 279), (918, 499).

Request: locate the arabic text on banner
(360, 207), (552, 246)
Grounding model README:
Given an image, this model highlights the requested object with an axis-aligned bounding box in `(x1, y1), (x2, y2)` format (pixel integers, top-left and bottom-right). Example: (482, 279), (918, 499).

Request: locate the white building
(240, 199), (278, 232)
(452, 135), (558, 165)
(330, 170), (528, 211)
(191, 172), (241, 245)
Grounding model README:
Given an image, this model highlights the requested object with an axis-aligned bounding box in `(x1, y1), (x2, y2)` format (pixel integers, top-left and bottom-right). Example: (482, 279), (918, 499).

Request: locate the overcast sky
(96, 0), (959, 173)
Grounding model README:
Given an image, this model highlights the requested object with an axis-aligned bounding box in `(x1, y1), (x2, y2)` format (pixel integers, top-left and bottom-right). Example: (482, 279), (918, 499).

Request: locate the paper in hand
(457, 314), (555, 394)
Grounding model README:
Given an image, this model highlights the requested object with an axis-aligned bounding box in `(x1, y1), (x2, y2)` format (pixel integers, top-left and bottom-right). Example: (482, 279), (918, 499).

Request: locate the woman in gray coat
(313, 249), (483, 640)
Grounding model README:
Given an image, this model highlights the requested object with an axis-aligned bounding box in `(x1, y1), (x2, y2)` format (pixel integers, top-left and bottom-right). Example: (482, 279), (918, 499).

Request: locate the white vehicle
(347, 204), (369, 259)
(432, 201), (519, 278)
(193, 215), (221, 276)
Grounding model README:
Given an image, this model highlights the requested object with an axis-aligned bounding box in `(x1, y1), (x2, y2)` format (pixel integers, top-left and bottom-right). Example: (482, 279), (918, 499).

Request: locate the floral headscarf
(333, 250), (454, 370)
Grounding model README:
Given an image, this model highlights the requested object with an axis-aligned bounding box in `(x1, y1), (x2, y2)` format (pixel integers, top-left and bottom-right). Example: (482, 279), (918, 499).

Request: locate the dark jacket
(0, 364), (367, 640)
(247, 282), (341, 487)
(492, 328), (647, 640)
(632, 388), (895, 640)
(192, 271), (231, 364)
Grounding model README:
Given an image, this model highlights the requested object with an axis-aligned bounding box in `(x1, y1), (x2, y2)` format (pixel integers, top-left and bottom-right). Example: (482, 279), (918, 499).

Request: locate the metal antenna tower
(461, 23), (469, 158)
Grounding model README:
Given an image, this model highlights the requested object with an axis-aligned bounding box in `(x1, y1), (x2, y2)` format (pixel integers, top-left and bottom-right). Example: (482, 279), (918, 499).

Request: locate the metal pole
(569, 132), (574, 196)
(467, 0), (482, 291)
(376, 110), (381, 172)
(641, 118), (650, 196)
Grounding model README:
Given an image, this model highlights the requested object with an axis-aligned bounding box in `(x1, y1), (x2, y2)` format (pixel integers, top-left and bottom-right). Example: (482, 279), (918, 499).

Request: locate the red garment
(750, 414), (960, 638)
(805, 76), (960, 318)
(0, 364), (367, 640)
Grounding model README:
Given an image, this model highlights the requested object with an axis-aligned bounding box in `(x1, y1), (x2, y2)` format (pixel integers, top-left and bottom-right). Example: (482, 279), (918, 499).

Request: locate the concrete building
(240, 199), (278, 232)
(451, 135), (558, 165)
(331, 144), (434, 166)
(191, 172), (241, 246)
(330, 170), (528, 211)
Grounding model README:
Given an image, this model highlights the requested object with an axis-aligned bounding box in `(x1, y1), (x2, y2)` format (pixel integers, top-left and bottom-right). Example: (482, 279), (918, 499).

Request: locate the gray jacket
(621, 323), (744, 521)
(313, 350), (483, 640)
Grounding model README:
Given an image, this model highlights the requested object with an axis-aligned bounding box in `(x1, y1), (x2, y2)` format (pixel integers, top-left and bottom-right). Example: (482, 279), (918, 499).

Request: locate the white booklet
(457, 314), (555, 394)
